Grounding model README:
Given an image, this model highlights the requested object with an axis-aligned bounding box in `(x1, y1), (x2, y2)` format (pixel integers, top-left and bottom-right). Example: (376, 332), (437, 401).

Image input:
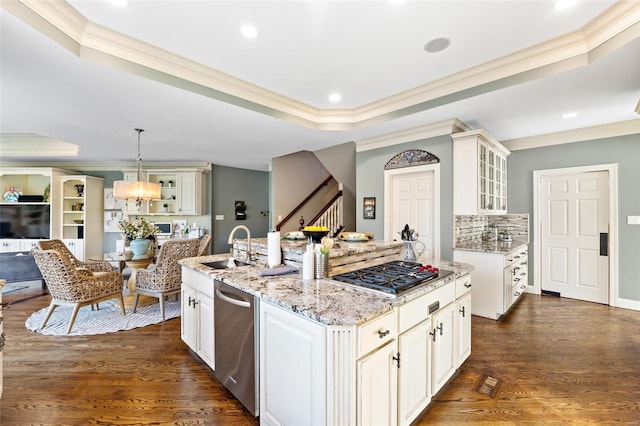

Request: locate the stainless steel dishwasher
(214, 280), (258, 416)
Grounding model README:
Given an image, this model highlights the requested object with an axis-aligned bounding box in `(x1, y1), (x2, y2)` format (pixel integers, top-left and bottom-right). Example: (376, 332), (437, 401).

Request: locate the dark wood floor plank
(2, 288), (640, 424)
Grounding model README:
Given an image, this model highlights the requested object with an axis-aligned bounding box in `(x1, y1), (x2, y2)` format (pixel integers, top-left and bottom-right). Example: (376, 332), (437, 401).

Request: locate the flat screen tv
(0, 204), (51, 239)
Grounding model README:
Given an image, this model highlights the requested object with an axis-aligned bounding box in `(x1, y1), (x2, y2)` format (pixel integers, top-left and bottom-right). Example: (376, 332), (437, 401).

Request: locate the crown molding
(0, 161), (212, 173)
(0, 133), (79, 157)
(502, 119), (640, 151)
(355, 118), (472, 152)
(2, 1), (639, 130)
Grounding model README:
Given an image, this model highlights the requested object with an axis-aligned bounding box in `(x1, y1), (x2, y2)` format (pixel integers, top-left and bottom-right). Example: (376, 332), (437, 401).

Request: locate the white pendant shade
(113, 180), (161, 201)
(113, 128), (161, 202)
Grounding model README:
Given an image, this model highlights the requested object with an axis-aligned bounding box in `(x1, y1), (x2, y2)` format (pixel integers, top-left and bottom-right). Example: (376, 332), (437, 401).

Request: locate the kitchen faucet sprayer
(228, 225), (253, 262)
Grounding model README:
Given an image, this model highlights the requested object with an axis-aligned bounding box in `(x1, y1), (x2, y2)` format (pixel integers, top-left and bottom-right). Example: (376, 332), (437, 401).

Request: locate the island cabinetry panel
(452, 129), (510, 215)
(358, 339), (398, 426)
(455, 291), (472, 368)
(260, 300), (326, 426)
(181, 267), (214, 370)
(1, 279), (4, 398)
(430, 303), (456, 395)
(398, 319), (430, 426)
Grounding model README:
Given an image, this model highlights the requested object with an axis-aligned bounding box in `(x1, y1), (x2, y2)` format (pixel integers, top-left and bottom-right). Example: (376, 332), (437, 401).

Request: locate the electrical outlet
(215, 215), (224, 221)
(627, 216), (640, 225)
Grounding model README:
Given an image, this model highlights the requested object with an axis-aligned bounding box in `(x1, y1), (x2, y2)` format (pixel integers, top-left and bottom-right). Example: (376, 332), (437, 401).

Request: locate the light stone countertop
(180, 253), (474, 326)
(235, 237), (403, 258)
(453, 238), (529, 255)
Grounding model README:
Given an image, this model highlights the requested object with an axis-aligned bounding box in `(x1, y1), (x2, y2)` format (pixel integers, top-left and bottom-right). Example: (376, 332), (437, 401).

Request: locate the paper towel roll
(267, 231), (281, 266)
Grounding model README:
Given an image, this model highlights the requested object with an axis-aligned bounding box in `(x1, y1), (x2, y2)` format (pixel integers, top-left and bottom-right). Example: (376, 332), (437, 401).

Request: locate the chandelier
(113, 128), (161, 204)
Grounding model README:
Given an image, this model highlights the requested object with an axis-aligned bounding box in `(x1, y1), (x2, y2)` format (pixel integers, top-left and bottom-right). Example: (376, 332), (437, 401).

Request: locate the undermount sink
(201, 259), (252, 269)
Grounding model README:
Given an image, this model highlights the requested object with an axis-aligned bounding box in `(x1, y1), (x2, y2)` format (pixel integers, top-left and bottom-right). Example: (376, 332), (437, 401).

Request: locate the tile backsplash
(454, 214), (529, 245)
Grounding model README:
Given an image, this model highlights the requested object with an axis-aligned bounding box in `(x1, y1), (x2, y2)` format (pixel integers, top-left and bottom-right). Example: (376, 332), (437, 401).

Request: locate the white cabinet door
(181, 282), (215, 370)
(20, 240), (41, 252)
(0, 240), (23, 252)
(176, 172), (198, 215)
(398, 320), (430, 426)
(196, 292), (214, 368)
(63, 239), (84, 260)
(260, 301), (326, 426)
(431, 303), (456, 395)
(358, 340), (398, 426)
(455, 293), (472, 368)
(181, 284), (197, 350)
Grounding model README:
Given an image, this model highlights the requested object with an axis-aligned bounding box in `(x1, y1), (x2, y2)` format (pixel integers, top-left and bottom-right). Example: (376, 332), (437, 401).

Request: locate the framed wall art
(363, 197), (376, 219)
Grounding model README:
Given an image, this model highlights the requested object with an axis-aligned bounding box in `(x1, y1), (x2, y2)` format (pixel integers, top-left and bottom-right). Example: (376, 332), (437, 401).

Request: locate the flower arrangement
(319, 236), (334, 255)
(118, 217), (160, 241)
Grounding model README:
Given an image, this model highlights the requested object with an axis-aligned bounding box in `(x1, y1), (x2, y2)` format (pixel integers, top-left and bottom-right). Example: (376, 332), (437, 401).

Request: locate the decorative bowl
(73, 219), (84, 224)
(302, 228), (329, 243)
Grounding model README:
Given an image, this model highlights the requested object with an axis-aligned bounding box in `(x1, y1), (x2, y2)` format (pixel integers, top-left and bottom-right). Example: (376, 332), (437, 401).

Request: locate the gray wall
(355, 135), (454, 259)
(314, 142), (357, 232)
(211, 165), (269, 254)
(508, 135), (640, 302)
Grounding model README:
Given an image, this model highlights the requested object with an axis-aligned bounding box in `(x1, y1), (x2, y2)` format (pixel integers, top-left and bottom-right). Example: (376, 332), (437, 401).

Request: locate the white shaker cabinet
(398, 320), (430, 426)
(0, 240), (23, 252)
(455, 274), (472, 368)
(452, 129), (510, 215)
(358, 340), (399, 426)
(0, 279), (4, 398)
(454, 246), (528, 320)
(430, 303), (456, 395)
(260, 300), (326, 426)
(180, 267), (215, 370)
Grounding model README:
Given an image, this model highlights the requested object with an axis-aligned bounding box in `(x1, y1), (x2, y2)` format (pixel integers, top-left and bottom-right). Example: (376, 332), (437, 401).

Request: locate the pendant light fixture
(113, 128), (161, 205)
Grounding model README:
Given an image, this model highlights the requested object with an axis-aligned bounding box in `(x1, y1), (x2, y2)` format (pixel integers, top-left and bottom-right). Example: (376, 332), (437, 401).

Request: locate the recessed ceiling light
(110, 0), (128, 7)
(388, 0), (406, 5)
(329, 93), (341, 103)
(240, 24), (259, 39)
(555, 0), (579, 11)
(424, 38), (451, 53)
(562, 112), (578, 119)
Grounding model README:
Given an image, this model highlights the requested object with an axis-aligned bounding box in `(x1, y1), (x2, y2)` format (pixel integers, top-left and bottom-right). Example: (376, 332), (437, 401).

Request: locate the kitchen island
(180, 243), (473, 426)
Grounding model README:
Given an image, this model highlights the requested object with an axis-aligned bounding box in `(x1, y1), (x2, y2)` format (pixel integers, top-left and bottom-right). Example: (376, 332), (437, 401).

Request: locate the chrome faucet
(228, 225), (253, 262)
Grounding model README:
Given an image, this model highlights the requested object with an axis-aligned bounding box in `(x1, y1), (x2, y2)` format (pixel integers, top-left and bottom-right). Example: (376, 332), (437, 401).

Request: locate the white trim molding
(503, 119), (640, 151)
(2, 0), (639, 131)
(532, 163), (623, 310)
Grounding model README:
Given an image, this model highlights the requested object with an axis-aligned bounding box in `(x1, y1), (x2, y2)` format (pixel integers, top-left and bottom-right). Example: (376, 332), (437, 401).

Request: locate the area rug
(25, 296), (181, 336)
(2, 284), (28, 294)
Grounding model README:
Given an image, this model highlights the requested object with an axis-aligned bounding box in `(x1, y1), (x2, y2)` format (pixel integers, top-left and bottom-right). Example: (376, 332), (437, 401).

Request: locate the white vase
(130, 238), (151, 259)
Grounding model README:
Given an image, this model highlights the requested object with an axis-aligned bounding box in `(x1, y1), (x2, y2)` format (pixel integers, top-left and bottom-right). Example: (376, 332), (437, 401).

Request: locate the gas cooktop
(331, 260), (453, 295)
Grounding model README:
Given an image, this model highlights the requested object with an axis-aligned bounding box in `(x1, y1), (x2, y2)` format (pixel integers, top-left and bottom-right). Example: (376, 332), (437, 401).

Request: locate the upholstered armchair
(133, 239), (199, 319)
(32, 249), (125, 334)
(38, 239), (113, 273)
(197, 234), (212, 256)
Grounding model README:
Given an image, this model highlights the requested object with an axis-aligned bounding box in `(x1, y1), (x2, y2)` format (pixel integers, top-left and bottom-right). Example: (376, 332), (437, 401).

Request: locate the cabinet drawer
(455, 274), (472, 298)
(398, 283), (455, 334)
(358, 310), (397, 358)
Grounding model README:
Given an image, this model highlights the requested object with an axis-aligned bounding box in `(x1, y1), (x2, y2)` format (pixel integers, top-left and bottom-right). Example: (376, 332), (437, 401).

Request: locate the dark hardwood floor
(2, 287), (639, 425)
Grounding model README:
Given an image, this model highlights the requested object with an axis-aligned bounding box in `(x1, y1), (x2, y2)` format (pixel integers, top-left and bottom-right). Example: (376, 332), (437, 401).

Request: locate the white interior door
(385, 165), (439, 260)
(541, 171), (609, 304)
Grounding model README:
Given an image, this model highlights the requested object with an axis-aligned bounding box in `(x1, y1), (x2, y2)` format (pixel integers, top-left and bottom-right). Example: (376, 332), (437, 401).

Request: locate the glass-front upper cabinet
(452, 130), (510, 215)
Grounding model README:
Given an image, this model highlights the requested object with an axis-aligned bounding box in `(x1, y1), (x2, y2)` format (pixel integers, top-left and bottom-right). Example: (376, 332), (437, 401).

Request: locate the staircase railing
(275, 176), (333, 232)
(308, 191), (343, 238)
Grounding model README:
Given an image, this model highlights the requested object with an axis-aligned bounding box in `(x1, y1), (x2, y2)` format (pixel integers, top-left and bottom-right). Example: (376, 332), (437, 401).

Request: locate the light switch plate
(215, 215), (224, 221)
(627, 215), (640, 225)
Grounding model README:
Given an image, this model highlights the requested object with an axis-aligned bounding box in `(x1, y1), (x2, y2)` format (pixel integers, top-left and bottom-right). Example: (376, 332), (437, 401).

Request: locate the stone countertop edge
(453, 238), (529, 254)
(180, 254), (474, 327)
